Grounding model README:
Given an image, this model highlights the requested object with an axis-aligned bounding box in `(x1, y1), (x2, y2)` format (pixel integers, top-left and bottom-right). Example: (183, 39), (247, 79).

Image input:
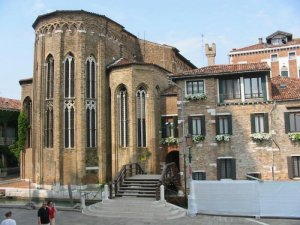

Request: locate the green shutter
(188, 116), (193, 135)
(261, 75), (267, 101)
(215, 116), (220, 135)
(250, 114), (255, 134)
(217, 159), (221, 180)
(231, 158), (236, 180)
(284, 112), (290, 133)
(264, 113), (269, 133)
(201, 116), (206, 136)
(287, 156), (294, 179)
(161, 117), (166, 138)
(173, 116), (178, 138)
(228, 115), (233, 135)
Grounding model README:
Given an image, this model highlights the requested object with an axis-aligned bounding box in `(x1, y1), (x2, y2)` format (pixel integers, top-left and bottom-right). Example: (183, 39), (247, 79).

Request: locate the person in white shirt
(0, 211), (16, 225)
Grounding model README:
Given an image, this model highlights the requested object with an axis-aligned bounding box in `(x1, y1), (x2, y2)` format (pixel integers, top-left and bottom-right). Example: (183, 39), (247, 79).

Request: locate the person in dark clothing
(38, 202), (50, 225)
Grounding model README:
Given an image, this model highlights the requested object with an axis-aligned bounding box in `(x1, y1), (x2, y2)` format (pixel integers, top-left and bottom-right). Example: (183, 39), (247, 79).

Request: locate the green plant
(289, 133), (300, 141)
(250, 133), (271, 142)
(185, 93), (207, 101)
(10, 112), (28, 160)
(192, 135), (205, 143)
(138, 148), (151, 162)
(160, 137), (178, 146)
(215, 134), (231, 142)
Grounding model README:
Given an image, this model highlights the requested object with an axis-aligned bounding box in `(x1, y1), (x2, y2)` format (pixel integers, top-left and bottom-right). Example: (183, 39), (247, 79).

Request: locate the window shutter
(188, 117), (193, 135)
(161, 117), (166, 138)
(287, 156), (294, 179)
(217, 159), (221, 180)
(201, 115), (206, 136)
(231, 158), (236, 180)
(203, 172), (206, 180)
(284, 112), (290, 133)
(215, 116), (220, 135)
(228, 115), (233, 135)
(173, 116), (178, 138)
(250, 114), (255, 134)
(264, 113), (269, 133)
(261, 75), (267, 101)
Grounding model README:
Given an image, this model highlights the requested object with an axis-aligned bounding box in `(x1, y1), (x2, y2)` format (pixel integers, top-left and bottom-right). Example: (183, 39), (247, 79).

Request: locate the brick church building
(19, 10), (300, 187)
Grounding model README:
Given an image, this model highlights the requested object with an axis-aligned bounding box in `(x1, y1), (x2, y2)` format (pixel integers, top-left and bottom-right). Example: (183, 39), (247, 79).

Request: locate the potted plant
(288, 133), (300, 142)
(250, 133), (271, 142)
(215, 134), (231, 142)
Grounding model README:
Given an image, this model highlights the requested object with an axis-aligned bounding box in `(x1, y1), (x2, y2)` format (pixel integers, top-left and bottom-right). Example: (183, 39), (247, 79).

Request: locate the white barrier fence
(188, 180), (300, 218)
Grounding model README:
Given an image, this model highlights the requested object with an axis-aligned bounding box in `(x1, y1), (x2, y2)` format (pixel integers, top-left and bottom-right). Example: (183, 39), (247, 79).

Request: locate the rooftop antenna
(201, 34), (205, 66)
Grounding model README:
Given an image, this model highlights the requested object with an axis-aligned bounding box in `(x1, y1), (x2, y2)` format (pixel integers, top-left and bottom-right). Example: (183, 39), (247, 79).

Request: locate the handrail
(112, 163), (144, 198)
(155, 162), (180, 200)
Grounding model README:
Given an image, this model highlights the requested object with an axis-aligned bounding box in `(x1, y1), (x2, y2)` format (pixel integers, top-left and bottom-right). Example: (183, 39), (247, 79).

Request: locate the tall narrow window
(244, 77), (263, 99)
(64, 100), (75, 148)
(137, 87), (146, 147)
(250, 113), (269, 133)
(281, 65), (289, 77)
(64, 54), (75, 98)
(23, 97), (32, 148)
(46, 55), (54, 99)
(85, 56), (97, 148)
(118, 86), (128, 147)
(216, 115), (232, 135)
(45, 102), (53, 148)
(188, 116), (205, 136)
(217, 158), (236, 180)
(86, 56), (96, 99)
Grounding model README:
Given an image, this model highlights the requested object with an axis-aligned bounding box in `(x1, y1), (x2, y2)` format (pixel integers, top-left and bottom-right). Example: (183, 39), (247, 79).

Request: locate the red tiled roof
(230, 38), (300, 53)
(172, 62), (269, 77)
(271, 77), (300, 101)
(0, 97), (21, 111)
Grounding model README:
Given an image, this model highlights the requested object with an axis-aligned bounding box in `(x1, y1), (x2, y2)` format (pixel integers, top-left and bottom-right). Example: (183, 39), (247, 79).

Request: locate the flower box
(250, 133), (271, 142)
(185, 93), (207, 101)
(215, 134), (231, 142)
(192, 135), (205, 143)
(160, 137), (178, 146)
(288, 133), (300, 142)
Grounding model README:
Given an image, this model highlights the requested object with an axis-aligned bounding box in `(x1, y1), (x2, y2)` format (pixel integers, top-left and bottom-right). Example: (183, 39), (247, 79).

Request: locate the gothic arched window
(64, 100), (75, 148)
(86, 56), (96, 99)
(136, 87), (146, 147)
(46, 55), (54, 99)
(64, 54), (75, 98)
(23, 97), (32, 148)
(86, 101), (96, 148)
(45, 102), (53, 148)
(117, 86), (128, 147)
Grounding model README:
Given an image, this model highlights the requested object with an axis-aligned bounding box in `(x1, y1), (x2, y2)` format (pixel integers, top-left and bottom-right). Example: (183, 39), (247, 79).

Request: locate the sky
(0, 0), (300, 99)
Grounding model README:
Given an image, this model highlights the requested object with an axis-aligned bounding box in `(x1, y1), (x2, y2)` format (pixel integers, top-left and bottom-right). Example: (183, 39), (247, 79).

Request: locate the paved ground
(0, 208), (299, 225)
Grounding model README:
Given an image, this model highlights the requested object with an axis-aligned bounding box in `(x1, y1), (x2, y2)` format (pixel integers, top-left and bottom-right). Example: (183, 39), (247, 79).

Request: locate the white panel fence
(188, 180), (300, 218)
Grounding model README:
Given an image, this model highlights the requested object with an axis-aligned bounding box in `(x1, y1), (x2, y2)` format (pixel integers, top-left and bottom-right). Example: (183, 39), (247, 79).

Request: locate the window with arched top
(64, 54), (75, 98)
(64, 100), (75, 148)
(23, 97), (32, 148)
(86, 56), (96, 99)
(281, 65), (288, 77)
(136, 87), (146, 147)
(45, 103), (53, 148)
(46, 55), (54, 99)
(86, 100), (96, 148)
(117, 85), (128, 147)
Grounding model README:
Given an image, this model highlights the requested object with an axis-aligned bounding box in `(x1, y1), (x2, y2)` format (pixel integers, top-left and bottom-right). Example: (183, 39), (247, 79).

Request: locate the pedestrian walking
(47, 201), (57, 225)
(38, 202), (50, 225)
(0, 211), (16, 225)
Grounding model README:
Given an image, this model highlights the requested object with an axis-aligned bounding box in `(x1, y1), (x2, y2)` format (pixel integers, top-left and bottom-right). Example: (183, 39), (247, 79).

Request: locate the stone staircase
(116, 175), (160, 198)
(82, 197), (187, 220)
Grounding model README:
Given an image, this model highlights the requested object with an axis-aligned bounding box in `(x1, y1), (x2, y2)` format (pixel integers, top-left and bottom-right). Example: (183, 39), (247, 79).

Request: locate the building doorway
(165, 151), (179, 170)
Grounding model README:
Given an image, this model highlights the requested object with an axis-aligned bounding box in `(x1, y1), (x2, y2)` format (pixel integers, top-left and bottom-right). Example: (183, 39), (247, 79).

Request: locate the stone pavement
(0, 208), (299, 225)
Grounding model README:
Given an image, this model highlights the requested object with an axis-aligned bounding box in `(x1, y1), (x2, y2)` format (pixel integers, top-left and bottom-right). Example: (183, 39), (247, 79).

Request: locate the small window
(271, 54), (278, 62)
(188, 116), (205, 136)
(186, 80), (204, 95)
(246, 172), (261, 180)
(289, 52), (296, 60)
(281, 65), (289, 77)
(192, 171), (206, 180)
(161, 116), (178, 138)
(217, 158), (236, 180)
(288, 156), (300, 178)
(285, 112), (300, 133)
(250, 113), (269, 133)
(244, 77), (264, 99)
(219, 79), (241, 102)
(216, 115), (232, 135)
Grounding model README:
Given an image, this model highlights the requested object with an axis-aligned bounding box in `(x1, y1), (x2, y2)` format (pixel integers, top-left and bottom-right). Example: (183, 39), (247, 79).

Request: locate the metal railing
(111, 163), (144, 198)
(155, 162), (180, 200)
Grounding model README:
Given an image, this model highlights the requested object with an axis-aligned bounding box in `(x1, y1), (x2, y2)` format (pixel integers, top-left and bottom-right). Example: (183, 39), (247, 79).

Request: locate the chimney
(205, 43), (216, 66)
(258, 37), (263, 44)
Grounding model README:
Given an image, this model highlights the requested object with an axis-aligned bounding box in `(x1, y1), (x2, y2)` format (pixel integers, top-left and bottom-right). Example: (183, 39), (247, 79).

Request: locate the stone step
(116, 193), (156, 197)
(119, 186), (156, 191)
(123, 181), (159, 185)
(121, 183), (158, 187)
